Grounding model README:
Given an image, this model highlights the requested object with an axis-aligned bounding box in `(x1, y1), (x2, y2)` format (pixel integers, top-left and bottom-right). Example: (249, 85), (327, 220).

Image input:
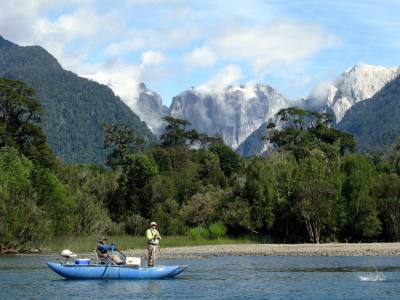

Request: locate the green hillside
(338, 74), (400, 153)
(0, 36), (156, 164)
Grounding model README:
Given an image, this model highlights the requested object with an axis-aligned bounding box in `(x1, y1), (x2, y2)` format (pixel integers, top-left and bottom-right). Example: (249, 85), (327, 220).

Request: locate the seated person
(96, 236), (123, 265)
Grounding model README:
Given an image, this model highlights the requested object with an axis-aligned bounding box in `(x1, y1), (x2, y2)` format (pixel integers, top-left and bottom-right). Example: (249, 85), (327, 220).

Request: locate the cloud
(184, 47), (216, 68)
(103, 38), (145, 56)
(198, 64), (242, 94)
(211, 21), (338, 73)
(0, 0), (341, 109)
(306, 81), (337, 109)
(81, 49), (167, 112)
(140, 50), (165, 66)
(0, 0), (57, 41)
(83, 60), (141, 108)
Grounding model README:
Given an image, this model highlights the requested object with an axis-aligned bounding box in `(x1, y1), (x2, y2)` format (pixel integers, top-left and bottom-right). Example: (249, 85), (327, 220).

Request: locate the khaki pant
(148, 244), (158, 267)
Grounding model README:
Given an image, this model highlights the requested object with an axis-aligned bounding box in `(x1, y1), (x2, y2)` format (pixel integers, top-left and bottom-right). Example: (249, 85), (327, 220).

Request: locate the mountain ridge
(304, 63), (399, 122)
(338, 74), (400, 153)
(133, 83), (288, 149)
(0, 35), (156, 164)
(168, 84), (288, 149)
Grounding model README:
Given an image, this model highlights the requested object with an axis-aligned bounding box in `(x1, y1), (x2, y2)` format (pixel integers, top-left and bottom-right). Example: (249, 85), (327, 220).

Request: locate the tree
(103, 123), (144, 169)
(0, 147), (50, 249)
(180, 186), (222, 227)
(193, 150), (227, 188)
(341, 155), (381, 241)
(267, 153), (301, 242)
(0, 78), (55, 167)
(374, 173), (400, 241)
(293, 155), (339, 243)
(243, 159), (276, 232)
(32, 168), (76, 236)
(209, 142), (242, 177)
(111, 154), (158, 219)
(267, 107), (355, 160)
(160, 116), (191, 147)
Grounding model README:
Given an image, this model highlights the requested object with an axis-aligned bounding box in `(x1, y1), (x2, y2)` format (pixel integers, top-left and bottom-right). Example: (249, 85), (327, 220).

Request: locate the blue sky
(1, 0), (399, 107)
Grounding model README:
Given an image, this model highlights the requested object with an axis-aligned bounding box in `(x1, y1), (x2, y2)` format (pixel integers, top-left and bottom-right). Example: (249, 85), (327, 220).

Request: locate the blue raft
(47, 262), (187, 280)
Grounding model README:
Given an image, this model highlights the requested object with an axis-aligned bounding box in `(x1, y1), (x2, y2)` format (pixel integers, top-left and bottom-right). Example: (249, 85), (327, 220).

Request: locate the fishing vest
(146, 228), (160, 245)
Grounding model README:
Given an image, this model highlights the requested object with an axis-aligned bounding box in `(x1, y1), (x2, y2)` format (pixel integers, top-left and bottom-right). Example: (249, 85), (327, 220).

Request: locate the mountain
(169, 84), (288, 149)
(0, 35), (156, 164)
(338, 74), (400, 153)
(305, 64), (399, 122)
(134, 82), (168, 136)
(237, 64), (400, 156)
(236, 122), (270, 157)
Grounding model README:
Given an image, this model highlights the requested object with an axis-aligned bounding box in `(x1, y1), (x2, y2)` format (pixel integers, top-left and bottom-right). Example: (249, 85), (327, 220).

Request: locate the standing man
(146, 221), (161, 267)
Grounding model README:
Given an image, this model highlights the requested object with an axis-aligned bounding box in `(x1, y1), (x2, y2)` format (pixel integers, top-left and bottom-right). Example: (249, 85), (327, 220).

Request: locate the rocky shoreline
(11, 243), (400, 258)
(121, 243), (400, 259)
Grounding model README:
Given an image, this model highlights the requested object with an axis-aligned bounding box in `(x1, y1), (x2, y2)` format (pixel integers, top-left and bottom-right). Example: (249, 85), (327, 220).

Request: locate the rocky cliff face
(134, 82), (168, 136)
(133, 63), (400, 156)
(338, 74), (400, 152)
(169, 84), (288, 149)
(305, 64), (400, 122)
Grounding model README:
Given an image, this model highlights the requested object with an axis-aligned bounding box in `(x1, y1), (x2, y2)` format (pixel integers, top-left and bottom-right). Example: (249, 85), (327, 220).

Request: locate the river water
(1, 255), (400, 299)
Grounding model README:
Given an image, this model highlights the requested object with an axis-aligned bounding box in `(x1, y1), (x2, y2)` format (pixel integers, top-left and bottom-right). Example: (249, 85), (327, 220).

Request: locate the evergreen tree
(341, 155), (381, 241)
(0, 78), (55, 167)
(103, 123), (144, 169)
(160, 116), (191, 147)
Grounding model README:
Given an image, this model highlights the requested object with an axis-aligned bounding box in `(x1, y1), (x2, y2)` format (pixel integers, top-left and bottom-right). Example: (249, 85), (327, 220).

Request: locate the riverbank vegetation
(28, 235), (256, 253)
(2, 78), (400, 253)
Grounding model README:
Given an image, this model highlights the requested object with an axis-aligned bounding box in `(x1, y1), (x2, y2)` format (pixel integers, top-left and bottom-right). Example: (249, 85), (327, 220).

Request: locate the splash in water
(359, 272), (386, 282)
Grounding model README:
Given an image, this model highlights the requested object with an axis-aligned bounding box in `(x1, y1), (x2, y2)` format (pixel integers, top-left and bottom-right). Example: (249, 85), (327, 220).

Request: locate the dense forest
(2, 78), (400, 252)
(0, 36), (156, 165)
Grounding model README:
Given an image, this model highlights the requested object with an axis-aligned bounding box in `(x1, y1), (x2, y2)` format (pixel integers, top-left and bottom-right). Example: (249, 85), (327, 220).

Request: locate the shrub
(105, 222), (125, 235)
(124, 214), (148, 235)
(208, 221), (227, 239)
(180, 186), (223, 227)
(188, 226), (209, 240)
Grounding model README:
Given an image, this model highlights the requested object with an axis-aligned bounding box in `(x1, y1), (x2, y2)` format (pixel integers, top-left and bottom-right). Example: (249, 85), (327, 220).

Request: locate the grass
(40, 235), (257, 253)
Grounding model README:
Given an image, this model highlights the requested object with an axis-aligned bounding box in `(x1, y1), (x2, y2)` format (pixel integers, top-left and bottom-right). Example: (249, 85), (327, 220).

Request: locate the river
(1, 255), (400, 299)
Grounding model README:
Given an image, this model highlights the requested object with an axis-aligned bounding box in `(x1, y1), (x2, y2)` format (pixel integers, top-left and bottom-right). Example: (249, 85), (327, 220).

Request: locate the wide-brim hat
(150, 222), (157, 226)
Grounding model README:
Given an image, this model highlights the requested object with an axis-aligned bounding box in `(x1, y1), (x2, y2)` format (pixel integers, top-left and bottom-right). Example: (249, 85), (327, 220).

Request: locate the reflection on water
(1, 255), (400, 299)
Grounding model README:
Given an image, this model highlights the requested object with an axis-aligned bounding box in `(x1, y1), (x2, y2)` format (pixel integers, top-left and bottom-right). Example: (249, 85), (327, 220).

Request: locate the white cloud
(81, 50), (167, 113)
(103, 39), (145, 56)
(0, 0), (341, 109)
(211, 21), (338, 73)
(83, 60), (141, 108)
(140, 50), (165, 66)
(198, 64), (242, 94)
(184, 47), (216, 68)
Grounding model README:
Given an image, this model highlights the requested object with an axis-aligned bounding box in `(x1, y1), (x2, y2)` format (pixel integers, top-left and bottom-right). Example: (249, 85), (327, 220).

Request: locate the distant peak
(138, 82), (147, 91)
(182, 86), (197, 94)
(345, 63), (394, 75)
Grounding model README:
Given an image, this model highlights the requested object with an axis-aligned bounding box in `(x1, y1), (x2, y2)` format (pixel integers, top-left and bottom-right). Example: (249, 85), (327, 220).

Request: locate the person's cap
(150, 222), (157, 226)
(99, 236), (107, 242)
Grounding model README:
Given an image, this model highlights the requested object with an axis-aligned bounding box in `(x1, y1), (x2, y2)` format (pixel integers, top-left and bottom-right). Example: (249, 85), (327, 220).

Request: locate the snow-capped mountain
(305, 64), (400, 122)
(169, 84), (288, 149)
(134, 83), (168, 135)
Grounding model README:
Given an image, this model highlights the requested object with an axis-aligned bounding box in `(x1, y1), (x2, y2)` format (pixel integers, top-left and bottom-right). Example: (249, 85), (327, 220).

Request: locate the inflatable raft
(47, 262), (187, 280)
